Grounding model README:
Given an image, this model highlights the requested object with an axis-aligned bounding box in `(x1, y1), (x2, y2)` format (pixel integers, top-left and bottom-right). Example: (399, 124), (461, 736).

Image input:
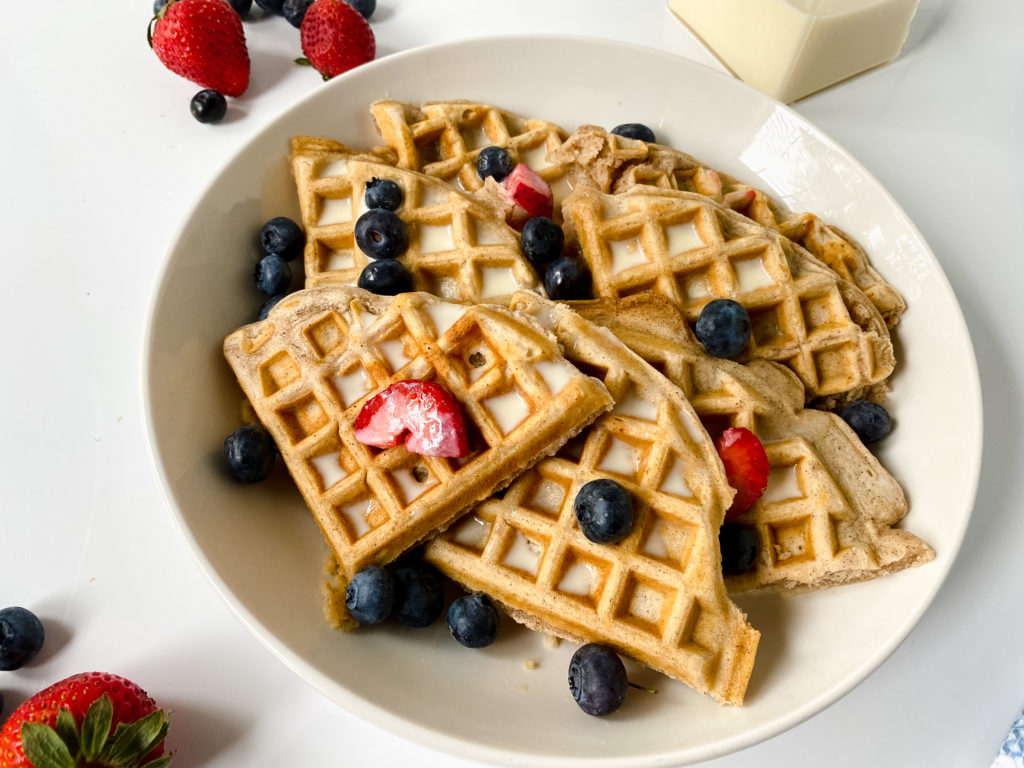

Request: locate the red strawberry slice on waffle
(715, 427), (770, 519)
(355, 380), (469, 457)
(503, 163), (553, 224)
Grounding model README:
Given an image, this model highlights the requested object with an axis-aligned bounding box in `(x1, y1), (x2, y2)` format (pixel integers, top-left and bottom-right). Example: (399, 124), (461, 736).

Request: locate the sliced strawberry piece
(715, 427), (769, 519)
(354, 380), (469, 458)
(503, 164), (553, 221)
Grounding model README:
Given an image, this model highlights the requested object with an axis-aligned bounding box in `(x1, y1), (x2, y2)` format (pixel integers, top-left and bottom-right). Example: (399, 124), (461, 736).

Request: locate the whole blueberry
(254, 254), (292, 296)
(345, 0), (375, 18)
(719, 523), (759, 575)
(355, 209), (409, 260)
(253, 0), (284, 13)
(257, 293), (286, 321)
(446, 593), (500, 648)
(357, 259), (412, 296)
(0, 607), (45, 671)
(477, 146), (514, 182)
(282, 0), (313, 26)
(190, 89), (227, 124)
(228, 0), (252, 15)
(345, 566), (395, 624)
(574, 479), (633, 544)
(840, 399), (892, 444)
(364, 177), (404, 211)
(694, 299), (751, 358)
(392, 562), (445, 628)
(153, 0), (168, 13)
(223, 424), (276, 483)
(260, 216), (304, 261)
(568, 644), (628, 716)
(521, 217), (564, 266)
(544, 257), (591, 300)
(611, 123), (656, 143)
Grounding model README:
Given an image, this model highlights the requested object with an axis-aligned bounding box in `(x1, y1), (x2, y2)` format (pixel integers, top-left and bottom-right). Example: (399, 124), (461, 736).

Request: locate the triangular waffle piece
(223, 285), (613, 587)
(562, 183), (894, 403)
(573, 295), (933, 593)
(425, 293), (760, 706)
(290, 138), (543, 302)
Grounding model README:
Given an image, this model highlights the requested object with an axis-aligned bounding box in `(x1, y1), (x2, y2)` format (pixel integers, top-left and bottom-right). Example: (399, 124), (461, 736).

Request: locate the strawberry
(299, 0), (375, 80)
(715, 427), (770, 519)
(502, 164), (553, 223)
(149, 0), (250, 97)
(0, 672), (170, 767)
(354, 380), (469, 458)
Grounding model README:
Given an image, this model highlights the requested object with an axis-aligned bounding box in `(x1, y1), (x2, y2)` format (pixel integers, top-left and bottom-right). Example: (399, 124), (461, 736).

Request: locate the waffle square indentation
(304, 312), (348, 359)
(258, 350), (301, 396)
(276, 393), (328, 444)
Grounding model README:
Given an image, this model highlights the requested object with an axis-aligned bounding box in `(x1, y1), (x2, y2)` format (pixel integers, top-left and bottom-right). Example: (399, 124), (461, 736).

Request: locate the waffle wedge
(223, 285), (613, 593)
(574, 295), (933, 593)
(425, 293), (759, 706)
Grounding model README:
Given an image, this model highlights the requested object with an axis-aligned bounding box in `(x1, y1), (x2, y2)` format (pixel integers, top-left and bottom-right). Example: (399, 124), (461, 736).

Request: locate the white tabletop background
(2, 0), (1021, 765)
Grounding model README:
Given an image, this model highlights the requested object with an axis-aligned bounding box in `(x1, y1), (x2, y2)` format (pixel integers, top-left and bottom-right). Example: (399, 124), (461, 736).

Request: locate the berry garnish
(253, 254), (291, 296)
(502, 163), (553, 221)
(260, 216), (305, 261)
(364, 178), (403, 211)
(189, 89), (227, 123)
(840, 399), (892, 444)
(354, 209), (409, 259)
(228, 0), (252, 14)
(719, 522), (759, 575)
(257, 293), (286, 321)
(223, 424), (276, 482)
(392, 562), (445, 628)
(574, 479), (633, 544)
(477, 146), (514, 182)
(0, 607), (45, 671)
(694, 298), (751, 358)
(610, 123), (656, 143)
(357, 259), (412, 296)
(355, 380), (469, 458)
(520, 216), (564, 266)
(568, 644), (628, 716)
(254, 0), (284, 12)
(345, 0), (375, 19)
(447, 594), (499, 648)
(715, 427), (769, 518)
(544, 256), (591, 300)
(283, 0), (314, 26)
(345, 565), (394, 624)
(299, 0), (375, 80)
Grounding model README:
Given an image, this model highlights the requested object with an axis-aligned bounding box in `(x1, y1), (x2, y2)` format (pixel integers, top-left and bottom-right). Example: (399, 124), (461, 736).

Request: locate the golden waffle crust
(223, 285), (613, 582)
(425, 294), (759, 706)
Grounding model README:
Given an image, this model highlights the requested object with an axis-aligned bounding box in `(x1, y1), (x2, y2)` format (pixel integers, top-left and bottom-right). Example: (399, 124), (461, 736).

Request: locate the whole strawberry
(299, 0), (375, 80)
(149, 0), (250, 97)
(0, 672), (171, 767)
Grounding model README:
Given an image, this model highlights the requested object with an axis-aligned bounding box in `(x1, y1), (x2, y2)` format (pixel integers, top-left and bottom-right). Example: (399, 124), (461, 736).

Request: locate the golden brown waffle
(290, 137), (543, 302)
(425, 293), (760, 706)
(549, 125), (906, 325)
(574, 295), (933, 593)
(561, 182), (894, 403)
(223, 285), (613, 588)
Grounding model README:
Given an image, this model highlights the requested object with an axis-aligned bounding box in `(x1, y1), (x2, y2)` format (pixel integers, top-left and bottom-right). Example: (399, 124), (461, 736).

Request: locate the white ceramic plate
(143, 36), (981, 767)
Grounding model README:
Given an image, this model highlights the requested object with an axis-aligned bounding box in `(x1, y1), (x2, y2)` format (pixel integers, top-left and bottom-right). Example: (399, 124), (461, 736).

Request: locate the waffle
(574, 295), (934, 593)
(425, 293), (760, 706)
(223, 285), (613, 590)
(290, 137), (543, 302)
(548, 125), (906, 325)
(561, 182), (895, 403)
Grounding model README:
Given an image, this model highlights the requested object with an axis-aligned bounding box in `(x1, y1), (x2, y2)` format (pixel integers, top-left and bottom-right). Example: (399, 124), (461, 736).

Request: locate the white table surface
(2, 0), (1021, 765)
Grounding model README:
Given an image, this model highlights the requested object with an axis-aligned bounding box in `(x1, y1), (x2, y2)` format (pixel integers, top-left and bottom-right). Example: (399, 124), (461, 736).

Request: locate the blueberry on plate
(282, 0), (313, 25)
(253, 0), (284, 13)
(521, 216), (564, 266)
(574, 479), (633, 544)
(364, 177), (403, 211)
(257, 293), (286, 321)
(568, 643), (628, 716)
(476, 146), (514, 182)
(694, 299), (751, 358)
(355, 209), (409, 260)
(260, 216), (304, 261)
(840, 399), (892, 444)
(223, 424), (276, 483)
(0, 607), (45, 671)
(392, 562), (445, 628)
(345, 0), (375, 19)
(254, 254), (292, 296)
(719, 523), (758, 576)
(446, 593), (499, 648)
(346, 565), (395, 624)
(190, 89), (227, 124)
(544, 256), (591, 300)
(610, 123), (656, 143)
(357, 259), (412, 296)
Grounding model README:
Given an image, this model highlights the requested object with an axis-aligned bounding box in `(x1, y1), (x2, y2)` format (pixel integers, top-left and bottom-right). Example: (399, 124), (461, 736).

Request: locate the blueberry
(345, 0), (375, 19)
(521, 217), (564, 266)
(446, 593), (499, 648)
(254, 254), (291, 296)
(0, 607), (45, 671)
(611, 123), (656, 143)
(253, 0), (284, 13)
(260, 216), (304, 261)
(568, 644), (628, 716)
(257, 293), (286, 321)
(189, 89), (227, 124)
(223, 424), (276, 483)
(840, 399), (892, 444)
(477, 146), (514, 182)
(719, 523), (758, 575)
(345, 566), (394, 624)
(574, 479), (633, 544)
(355, 209), (409, 260)
(544, 257), (591, 300)
(228, 0), (252, 15)
(392, 562), (445, 628)
(153, 0), (168, 13)
(282, 0), (313, 26)
(357, 259), (412, 296)
(364, 178), (403, 211)
(694, 299), (750, 358)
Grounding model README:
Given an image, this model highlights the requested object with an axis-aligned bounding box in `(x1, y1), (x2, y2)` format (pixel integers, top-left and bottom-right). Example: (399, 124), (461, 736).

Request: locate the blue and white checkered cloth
(994, 709), (1024, 767)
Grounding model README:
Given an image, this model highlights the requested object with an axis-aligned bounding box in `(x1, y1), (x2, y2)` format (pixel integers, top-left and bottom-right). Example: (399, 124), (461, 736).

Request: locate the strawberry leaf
(81, 693), (114, 760)
(20, 722), (75, 768)
(294, 57), (311, 66)
(100, 709), (170, 767)
(140, 757), (174, 768)
(54, 709), (80, 758)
